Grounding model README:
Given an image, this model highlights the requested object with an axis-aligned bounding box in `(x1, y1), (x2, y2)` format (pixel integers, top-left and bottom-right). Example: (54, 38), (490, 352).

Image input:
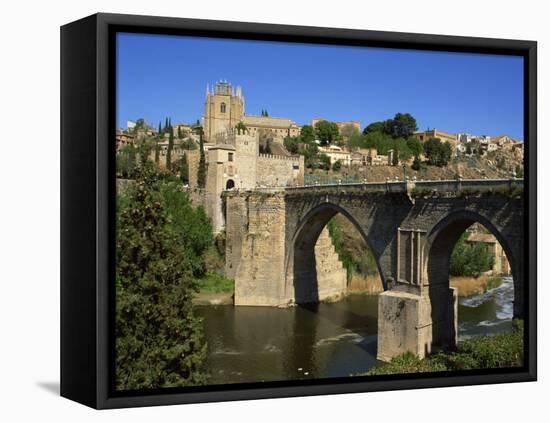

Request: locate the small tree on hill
(424, 137), (452, 167)
(411, 155), (422, 171)
(300, 125), (315, 144)
(392, 149), (399, 166)
(314, 120), (340, 146)
(318, 153), (331, 171)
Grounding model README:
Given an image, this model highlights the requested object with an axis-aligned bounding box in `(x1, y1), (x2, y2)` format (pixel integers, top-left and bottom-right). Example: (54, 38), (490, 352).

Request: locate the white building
(318, 145), (351, 166)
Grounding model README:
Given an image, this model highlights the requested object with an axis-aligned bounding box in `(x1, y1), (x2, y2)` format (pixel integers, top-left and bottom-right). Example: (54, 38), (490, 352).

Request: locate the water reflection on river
(195, 277), (514, 385)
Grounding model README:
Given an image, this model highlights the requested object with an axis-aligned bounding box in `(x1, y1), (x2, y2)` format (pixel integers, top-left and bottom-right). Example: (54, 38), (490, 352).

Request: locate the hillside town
(117, 81), (524, 187)
(116, 80), (524, 235)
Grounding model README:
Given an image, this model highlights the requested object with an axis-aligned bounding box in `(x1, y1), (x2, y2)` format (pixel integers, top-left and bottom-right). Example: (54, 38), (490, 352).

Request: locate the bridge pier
(377, 285), (457, 361)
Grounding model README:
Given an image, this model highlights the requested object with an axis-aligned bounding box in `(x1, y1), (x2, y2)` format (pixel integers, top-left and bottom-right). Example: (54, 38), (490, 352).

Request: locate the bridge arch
(423, 209), (520, 348)
(284, 202), (384, 304)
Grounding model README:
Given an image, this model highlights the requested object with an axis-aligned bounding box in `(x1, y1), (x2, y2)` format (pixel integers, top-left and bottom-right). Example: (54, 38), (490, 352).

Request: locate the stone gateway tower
(203, 81), (244, 143)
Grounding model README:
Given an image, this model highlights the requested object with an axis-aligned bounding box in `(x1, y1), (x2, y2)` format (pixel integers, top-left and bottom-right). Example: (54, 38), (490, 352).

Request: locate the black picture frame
(61, 12), (537, 409)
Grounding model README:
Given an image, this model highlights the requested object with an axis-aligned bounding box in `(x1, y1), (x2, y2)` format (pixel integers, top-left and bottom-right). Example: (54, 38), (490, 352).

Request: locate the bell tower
(203, 80), (245, 143)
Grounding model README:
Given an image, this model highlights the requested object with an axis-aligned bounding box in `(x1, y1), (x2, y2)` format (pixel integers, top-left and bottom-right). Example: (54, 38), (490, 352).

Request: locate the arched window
(220, 102), (226, 113)
(226, 179), (235, 190)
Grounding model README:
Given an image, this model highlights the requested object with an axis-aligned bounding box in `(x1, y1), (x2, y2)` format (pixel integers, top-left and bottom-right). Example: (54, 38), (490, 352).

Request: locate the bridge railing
(415, 178), (523, 191)
(284, 178), (523, 193)
(223, 178), (524, 195)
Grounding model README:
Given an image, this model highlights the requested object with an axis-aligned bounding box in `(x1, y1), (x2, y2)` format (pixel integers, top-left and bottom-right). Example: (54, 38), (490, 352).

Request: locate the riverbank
(450, 275), (504, 297)
(194, 272), (234, 305)
(192, 274), (506, 306)
(348, 274), (384, 294)
(366, 319), (523, 375)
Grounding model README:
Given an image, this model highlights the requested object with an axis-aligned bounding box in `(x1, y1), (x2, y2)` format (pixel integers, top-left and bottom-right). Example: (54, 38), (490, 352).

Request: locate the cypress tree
(116, 162), (207, 390)
(154, 138), (160, 165)
(197, 129), (206, 188)
(167, 130), (174, 171)
(392, 149), (399, 166)
(180, 152), (189, 184)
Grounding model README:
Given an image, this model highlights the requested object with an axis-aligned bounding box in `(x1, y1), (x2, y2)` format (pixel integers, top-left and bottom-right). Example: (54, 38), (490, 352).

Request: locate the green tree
(332, 159), (342, 172)
(195, 124), (206, 188)
(116, 163), (207, 390)
(299, 125), (315, 144)
(363, 121), (385, 135)
(180, 153), (189, 184)
(388, 113), (418, 138)
(318, 153), (331, 170)
(406, 137), (423, 157)
(235, 121), (247, 135)
(166, 129), (174, 171)
(303, 143), (319, 169)
(135, 118), (146, 130)
(411, 155), (422, 171)
(154, 138), (160, 165)
(450, 232), (495, 277)
(392, 149), (399, 166)
(284, 136), (300, 154)
(363, 113), (417, 139)
(116, 145), (137, 178)
(314, 120), (340, 146)
(347, 133), (365, 150)
(424, 137), (452, 167)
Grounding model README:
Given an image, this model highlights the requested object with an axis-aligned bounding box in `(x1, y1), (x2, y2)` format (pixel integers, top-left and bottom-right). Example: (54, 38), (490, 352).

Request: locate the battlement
(215, 128), (257, 146)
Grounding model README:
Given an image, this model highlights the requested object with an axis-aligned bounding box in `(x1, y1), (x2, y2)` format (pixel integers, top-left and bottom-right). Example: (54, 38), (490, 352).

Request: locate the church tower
(203, 80), (245, 143)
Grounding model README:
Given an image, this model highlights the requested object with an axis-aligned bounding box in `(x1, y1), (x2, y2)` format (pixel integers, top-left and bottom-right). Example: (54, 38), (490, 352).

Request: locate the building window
(228, 152), (233, 162)
(226, 179), (235, 190)
(220, 102), (226, 113)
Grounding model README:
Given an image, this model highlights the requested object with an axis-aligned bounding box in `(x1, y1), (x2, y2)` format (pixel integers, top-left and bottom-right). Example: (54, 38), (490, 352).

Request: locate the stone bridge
(223, 178), (524, 361)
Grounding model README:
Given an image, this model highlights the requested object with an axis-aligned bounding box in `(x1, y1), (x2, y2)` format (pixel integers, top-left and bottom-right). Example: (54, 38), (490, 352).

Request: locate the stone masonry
(224, 179), (524, 361)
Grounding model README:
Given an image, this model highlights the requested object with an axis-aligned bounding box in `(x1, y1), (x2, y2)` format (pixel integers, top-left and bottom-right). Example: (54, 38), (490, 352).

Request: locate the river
(195, 276), (514, 385)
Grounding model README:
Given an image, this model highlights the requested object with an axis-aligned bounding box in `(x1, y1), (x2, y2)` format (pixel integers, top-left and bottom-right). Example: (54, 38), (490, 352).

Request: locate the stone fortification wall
(256, 154), (304, 187)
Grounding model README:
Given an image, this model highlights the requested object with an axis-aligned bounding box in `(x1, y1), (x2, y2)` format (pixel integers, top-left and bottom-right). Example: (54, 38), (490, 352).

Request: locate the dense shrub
(116, 162), (208, 390)
(450, 233), (494, 277)
(366, 320), (523, 376)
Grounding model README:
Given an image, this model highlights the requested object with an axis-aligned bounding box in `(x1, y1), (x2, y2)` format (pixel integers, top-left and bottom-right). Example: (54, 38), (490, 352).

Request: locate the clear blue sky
(116, 32), (524, 140)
